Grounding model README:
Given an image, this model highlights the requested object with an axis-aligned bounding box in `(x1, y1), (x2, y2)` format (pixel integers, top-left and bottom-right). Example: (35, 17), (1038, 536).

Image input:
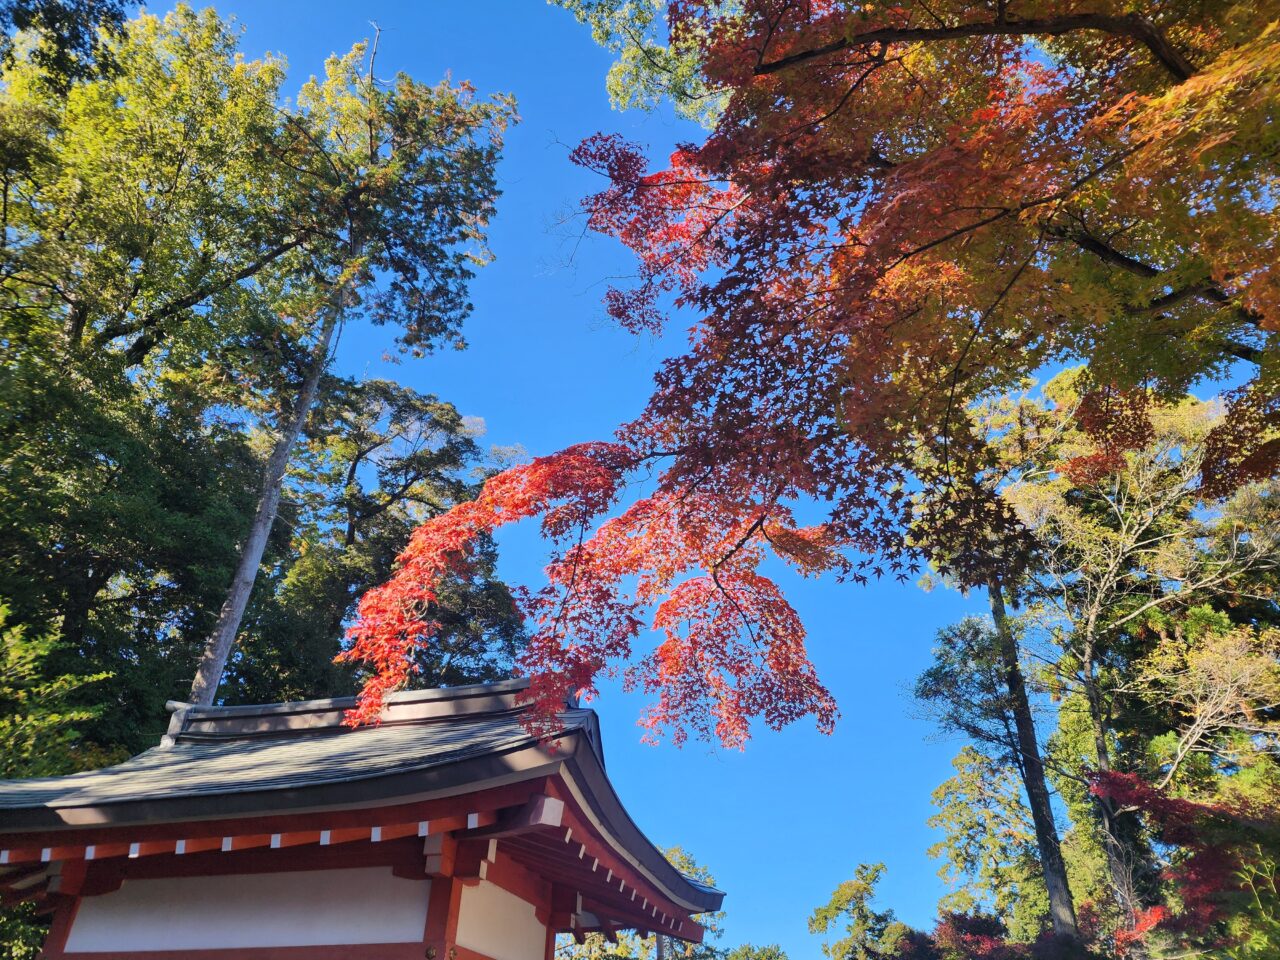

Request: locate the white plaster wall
(455, 879), (546, 960)
(64, 866), (430, 952)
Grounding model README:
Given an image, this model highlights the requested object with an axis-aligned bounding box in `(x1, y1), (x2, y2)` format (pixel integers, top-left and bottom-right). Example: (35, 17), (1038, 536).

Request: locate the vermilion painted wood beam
(465, 845), (549, 910)
(47, 859), (87, 897)
(453, 838), (497, 881)
(176, 837), (224, 855)
(422, 872), (462, 960)
(600, 917), (619, 944)
(0, 780), (540, 853)
(0, 811), (503, 871)
(225, 834), (273, 853)
(540, 781), (692, 922)
(268, 831), (324, 850)
(113, 838), (422, 882)
(84, 843), (131, 861)
(465, 793), (565, 840)
(39, 944), (436, 959)
(422, 832), (457, 877)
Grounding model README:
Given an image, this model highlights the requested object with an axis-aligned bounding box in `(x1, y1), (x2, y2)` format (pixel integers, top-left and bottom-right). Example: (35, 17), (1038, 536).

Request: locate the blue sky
(199, 1), (988, 952)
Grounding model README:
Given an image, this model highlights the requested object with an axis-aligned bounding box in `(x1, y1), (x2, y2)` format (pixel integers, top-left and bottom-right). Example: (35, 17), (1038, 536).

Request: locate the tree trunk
(58, 561), (112, 652)
(187, 305), (340, 705)
(1080, 649), (1144, 928)
(987, 579), (1081, 945)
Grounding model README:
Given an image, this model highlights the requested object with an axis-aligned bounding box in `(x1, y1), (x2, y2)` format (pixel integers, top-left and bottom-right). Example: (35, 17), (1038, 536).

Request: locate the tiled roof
(0, 710), (589, 812)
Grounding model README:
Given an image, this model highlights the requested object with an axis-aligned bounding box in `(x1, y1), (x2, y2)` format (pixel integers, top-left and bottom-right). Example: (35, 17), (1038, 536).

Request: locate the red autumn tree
(1089, 771), (1280, 954)
(345, 4), (1277, 942)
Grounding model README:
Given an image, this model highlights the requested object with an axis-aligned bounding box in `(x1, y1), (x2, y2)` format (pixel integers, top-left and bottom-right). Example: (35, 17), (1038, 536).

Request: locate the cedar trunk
(987, 579), (1081, 945)
(1081, 653), (1145, 927)
(187, 305), (340, 705)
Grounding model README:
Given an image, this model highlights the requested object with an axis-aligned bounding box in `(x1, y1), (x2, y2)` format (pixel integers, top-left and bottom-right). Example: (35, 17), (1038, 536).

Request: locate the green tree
(552, 0), (721, 126)
(725, 946), (788, 960)
(0, 6), (309, 747)
(928, 747), (1050, 942)
(0, 904), (42, 960)
(0, 604), (113, 960)
(998, 375), (1280, 926)
(188, 28), (516, 704)
(0, 603), (111, 777)
(220, 379), (525, 704)
(0, 344), (268, 751)
(0, 11), (523, 948)
(2, 7), (297, 369)
(0, 0), (124, 89)
(917, 374), (1280, 947)
(0, 6), (521, 743)
(1131, 609), (1280, 793)
(913, 611), (1077, 942)
(808, 863), (916, 960)
(1042, 693), (1126, 937)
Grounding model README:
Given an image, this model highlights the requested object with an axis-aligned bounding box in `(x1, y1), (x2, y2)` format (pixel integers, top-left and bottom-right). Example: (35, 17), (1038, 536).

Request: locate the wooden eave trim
(553, 751), (723, 914)
(0, 781), (536, 866)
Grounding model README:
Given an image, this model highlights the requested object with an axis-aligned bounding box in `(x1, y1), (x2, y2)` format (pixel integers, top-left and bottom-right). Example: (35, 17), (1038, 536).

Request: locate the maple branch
(707, 492), (786, 647)
(708, 563), (760, 649)
(890, 147), (1137, 271)
(1138, 282), (1220, 314)
(755, 13), (1195, 82)
(939, 239), (1042, 483)
(1224, 341), (1264, 364)
(786, 56), (893, 142)
(1051, 228), (1270, 363)
(1053, 228), (1159, 278)
(548, 519), (591, 646)
(712, 510), (771, 574)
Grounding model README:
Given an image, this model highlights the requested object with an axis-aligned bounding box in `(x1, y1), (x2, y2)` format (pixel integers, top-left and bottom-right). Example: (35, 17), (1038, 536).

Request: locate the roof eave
(0, 727), (720, 915)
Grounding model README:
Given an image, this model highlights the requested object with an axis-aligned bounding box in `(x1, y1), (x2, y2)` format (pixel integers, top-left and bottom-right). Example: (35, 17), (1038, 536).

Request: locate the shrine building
(0, 679), (723, 959)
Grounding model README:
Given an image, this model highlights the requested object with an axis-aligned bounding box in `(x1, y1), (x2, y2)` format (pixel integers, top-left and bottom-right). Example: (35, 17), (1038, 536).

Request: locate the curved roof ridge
(165, 677), (537, 720)
(160, 678), (578, 745)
